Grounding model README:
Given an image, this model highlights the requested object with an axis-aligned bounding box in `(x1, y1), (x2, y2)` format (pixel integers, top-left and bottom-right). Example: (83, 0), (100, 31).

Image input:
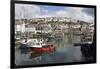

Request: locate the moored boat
(21, 39), (56, 53)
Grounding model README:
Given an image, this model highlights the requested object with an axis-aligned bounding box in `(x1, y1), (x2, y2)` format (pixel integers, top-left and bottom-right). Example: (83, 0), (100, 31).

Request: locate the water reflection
(15, 34), (90, 66)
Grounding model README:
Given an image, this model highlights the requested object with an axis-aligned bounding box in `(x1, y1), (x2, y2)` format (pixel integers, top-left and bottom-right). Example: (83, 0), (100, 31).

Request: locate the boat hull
(30, 45), (56, 53)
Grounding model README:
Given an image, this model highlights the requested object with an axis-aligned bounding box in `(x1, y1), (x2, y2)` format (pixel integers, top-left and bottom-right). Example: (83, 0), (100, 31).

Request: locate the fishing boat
(73, 33), (94, 59)
(21, 38), (56, 53)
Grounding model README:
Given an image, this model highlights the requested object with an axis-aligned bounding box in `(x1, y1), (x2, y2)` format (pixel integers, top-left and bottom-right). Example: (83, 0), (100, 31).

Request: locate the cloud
(15, 4), (94, 23)
(15, 4), (40, 19)
(53, 7), (94, 23)
(82, 8), (94, 17)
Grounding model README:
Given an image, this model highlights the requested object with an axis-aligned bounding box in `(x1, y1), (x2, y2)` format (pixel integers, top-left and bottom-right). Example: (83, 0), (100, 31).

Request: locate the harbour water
(15, 34), (87, 66)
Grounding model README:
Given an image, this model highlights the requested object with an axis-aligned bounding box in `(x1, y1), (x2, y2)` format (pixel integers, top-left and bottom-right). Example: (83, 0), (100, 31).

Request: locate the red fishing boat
(26, 39), (56, 53)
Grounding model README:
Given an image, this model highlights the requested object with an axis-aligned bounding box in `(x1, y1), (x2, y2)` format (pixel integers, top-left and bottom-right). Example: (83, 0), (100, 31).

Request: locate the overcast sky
(15, 4), (94, 23)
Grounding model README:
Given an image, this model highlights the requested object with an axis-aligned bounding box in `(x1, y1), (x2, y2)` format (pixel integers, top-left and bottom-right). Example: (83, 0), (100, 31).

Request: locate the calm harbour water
(15, 34), (86, 66)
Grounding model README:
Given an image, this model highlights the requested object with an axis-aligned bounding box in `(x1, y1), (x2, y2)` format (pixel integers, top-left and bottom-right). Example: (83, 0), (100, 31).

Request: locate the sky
(15, 4), (94, 23)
